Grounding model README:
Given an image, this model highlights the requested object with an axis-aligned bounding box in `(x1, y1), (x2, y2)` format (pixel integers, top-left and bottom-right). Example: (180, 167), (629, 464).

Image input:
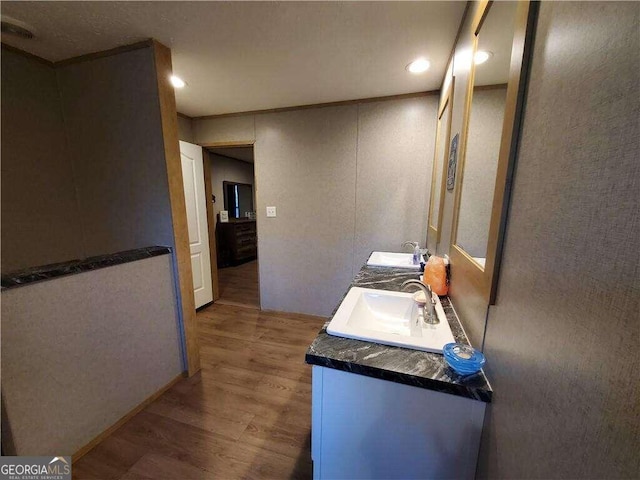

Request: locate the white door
(179, 140), (213, 308)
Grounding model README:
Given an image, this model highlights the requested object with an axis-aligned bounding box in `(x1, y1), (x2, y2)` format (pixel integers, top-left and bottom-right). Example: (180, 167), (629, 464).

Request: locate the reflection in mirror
(428, 88), (453, 250)
(223, 181), (254, 219)
(456, 1), (518, 268)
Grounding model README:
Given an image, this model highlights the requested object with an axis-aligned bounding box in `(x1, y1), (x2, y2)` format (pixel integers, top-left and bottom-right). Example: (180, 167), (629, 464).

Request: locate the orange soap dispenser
(423, 255), (448, 296)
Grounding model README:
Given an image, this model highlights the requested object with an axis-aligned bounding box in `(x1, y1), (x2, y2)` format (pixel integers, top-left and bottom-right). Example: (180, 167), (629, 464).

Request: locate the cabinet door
(313, 366), (485, 479)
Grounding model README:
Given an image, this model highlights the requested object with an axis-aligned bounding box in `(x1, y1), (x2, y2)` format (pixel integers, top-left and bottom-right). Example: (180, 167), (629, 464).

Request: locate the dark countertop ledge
(1, 246), (172, 290)
(305, 264), (493, 403)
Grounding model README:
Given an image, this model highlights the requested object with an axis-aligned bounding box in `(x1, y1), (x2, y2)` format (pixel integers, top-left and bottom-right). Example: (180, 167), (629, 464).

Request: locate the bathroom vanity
(305, 265), (492, 480)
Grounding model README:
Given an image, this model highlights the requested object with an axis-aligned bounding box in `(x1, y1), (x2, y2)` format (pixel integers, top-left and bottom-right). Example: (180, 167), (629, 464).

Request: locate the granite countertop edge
(1, 245), (172, 290)
(305, 263), (493, 403)
(305, 350), (491, 403)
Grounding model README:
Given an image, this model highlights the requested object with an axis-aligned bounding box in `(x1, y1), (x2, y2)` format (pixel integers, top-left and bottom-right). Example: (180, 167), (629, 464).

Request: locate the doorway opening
(205, 145), (260, 309)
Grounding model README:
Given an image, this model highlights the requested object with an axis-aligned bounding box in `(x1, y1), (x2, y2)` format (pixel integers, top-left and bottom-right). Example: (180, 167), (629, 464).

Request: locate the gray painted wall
(56, 47), (175, 256)
(2, 255), (183, 455)
(1, 46), (177, 268)
(456, 87), (506, 258)
(193, 96), (437, 316)
(353, 99), (435, 273)
(1, 49), (84, 272)
(177, 115), (195, 142)
(194, 115), (255, 144)
(1, 46), (185, 455)
(254, 106), (358, 316)
(210, 153), (255, 219)
(477, 2), (640, 478)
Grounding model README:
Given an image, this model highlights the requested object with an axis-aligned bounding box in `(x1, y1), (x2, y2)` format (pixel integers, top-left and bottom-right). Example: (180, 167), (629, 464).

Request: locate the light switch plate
(266, 206), (277, 217)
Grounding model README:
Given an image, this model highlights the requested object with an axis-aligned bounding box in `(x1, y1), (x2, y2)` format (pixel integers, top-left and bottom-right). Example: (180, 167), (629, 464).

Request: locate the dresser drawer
(216, 220), (258, 266)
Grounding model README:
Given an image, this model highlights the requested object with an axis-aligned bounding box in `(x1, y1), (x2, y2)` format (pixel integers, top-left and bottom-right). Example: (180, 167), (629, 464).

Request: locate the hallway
(72, 303), (326, 479)
(217, 260), (260, 309)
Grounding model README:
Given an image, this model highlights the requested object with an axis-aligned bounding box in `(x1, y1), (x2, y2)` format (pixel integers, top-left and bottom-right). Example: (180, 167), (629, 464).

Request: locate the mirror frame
(450, 0), (534, 305)
(427, 78), (455, 252)
(222, 180), (254, 219)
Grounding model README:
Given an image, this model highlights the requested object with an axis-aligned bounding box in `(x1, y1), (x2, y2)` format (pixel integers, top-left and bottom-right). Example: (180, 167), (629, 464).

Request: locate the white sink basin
(366, 251), (424, 269)
(327, 287), (455, 353)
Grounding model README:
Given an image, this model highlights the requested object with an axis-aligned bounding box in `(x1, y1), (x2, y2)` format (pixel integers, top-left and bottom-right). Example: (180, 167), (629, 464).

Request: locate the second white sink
(367, 251), (424, 269)
(327, 287), (455, 353)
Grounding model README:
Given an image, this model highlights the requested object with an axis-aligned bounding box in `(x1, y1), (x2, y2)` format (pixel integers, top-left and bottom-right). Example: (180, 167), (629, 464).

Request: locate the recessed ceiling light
(474, 51), (493, 65)
(406, 58), (430, 74)
(170, 75), (186, 88)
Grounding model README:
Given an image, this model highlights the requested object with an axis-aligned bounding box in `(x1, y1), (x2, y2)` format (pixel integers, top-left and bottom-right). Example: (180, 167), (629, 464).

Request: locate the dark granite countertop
(1, 246), (172, 290)
(305, 264), (493, 402)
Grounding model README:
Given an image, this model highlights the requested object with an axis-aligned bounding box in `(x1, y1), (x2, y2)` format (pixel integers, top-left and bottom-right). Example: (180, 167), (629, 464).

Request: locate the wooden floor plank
(145, 393), (255, 441)
(121, 453), (212, 480)
(240, 416), (313, 460)
(73, 302), (326, 480)
(217, 260), (260, 309)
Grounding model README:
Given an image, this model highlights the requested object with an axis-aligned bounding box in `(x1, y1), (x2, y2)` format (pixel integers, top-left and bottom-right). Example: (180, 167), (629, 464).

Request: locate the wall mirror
(455, 1), (517, 268)
(450, 0), (533, 305)
(427, 81), (454, 254)
(223, 181), (254, 219)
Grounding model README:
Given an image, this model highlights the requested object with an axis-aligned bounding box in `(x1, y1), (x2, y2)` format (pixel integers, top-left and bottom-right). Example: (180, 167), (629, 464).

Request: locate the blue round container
(443, 343), (485, 376)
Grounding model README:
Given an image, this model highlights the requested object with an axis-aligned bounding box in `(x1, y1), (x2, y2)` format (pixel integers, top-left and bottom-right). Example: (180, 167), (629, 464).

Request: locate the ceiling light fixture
(170, 75), (186, 88)
(406, 58), (430, 74)
(474, 51), (493, 65)
(1, 17), (35, 39)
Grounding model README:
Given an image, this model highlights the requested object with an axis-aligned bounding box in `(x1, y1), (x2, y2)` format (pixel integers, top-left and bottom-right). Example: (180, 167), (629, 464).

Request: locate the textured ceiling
(0, 1), (466, 117)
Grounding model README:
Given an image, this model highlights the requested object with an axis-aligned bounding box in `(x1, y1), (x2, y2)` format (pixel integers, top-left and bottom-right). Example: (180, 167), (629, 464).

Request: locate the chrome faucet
(401, 279), (438, 325)
(402, 241), (421, 265)
(402, 241), (419, 251)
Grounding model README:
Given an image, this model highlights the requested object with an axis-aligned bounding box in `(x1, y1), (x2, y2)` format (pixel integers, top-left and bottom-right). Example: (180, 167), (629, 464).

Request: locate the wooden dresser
(216, 219), (257, 267)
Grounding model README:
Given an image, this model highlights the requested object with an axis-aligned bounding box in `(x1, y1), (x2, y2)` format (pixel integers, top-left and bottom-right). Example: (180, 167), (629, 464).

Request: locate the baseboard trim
(71, 372), (185, 463)
(215, 298), (261, 310)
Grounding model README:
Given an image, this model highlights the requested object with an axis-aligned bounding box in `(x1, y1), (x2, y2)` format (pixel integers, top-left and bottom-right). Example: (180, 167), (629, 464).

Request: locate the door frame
(153, 41), (200, 376)
(202, 148), (220, 302)
(155, 42), (257, 376)
(199, 141), (257, 307)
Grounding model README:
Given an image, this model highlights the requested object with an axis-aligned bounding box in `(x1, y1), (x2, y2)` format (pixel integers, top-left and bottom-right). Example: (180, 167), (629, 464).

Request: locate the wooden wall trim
(72, 374), (183, 462)
(204, 150), (253, 164)
(1, 43), (54, 66)
(429, 79), (455, 251)
(152, 40), (201, 376)
(449, 0), (534, 306)
(199, 141), (256, 148)
(193, 90), (440, 121)
(202, 150), (220, 301)
(474, 83), (509, 91)
(2, 40), (154, 68)
(440, 2), (471, 88)
(486, 1), (538, 304)
(473, 0), (492, 36)
(449, 0), (489, 268)
(54, 39), (154, 67)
